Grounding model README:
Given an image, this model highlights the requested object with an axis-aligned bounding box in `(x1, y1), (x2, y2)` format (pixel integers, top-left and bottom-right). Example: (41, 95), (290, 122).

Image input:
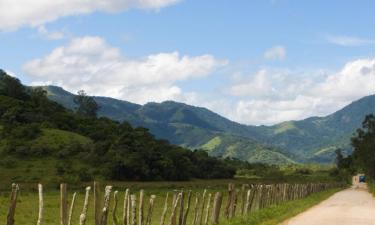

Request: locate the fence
(3, 182), (343, 225)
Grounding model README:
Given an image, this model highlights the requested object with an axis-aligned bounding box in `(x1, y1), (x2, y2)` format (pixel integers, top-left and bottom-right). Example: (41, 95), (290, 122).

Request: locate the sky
(2, 0), (375, 125)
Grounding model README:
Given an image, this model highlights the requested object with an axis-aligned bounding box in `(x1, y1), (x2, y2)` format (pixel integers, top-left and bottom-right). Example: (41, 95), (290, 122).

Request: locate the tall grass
(218, 188), (341, 225)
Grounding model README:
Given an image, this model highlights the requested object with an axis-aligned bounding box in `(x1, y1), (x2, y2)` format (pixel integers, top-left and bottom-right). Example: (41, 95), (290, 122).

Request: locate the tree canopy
(0, 71), (237, 182)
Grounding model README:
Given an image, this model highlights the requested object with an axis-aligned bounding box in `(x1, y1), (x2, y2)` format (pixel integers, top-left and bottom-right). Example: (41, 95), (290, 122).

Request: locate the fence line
(3, 182), (343, 225)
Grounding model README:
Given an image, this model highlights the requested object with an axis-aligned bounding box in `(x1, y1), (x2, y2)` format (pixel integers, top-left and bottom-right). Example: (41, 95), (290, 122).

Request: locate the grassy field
(0, 180), (341, 225)
(0, 180), (240, 225)
(219, 188), (341, 225)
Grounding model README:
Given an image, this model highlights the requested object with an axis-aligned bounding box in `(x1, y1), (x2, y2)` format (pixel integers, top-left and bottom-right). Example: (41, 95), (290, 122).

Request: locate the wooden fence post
(5, 183), (19, 225)
(199, 190), (207, 225)
(211, 192), (223, 225)
(146, 195), (156, 225)
(37, 184), (44, 225)
(244, 189), (251, 215)
(192, 193), (200, 225)
(169, 193), (181, 225)
(113, 191), (119, 225)
(123, 189), (130, 225)
(67, 192), (77, 225)
(182, 190), (192, 225)
(94, 181), (101, 225)
(225, 184), (234, 219)
(204, 193), (212, 225)
(60, 183), (68, 225)
(79, 186), (91, 225)
(131, 194), (137, 225)
(160, 193), (169, 225)
(139, 190), (145, 225)
(100, 186), (113, 225)
(178, 191), (185, 225)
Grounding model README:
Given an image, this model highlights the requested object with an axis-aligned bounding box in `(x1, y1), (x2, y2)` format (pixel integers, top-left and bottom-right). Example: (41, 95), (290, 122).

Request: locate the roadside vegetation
(219, 188), (341, 225)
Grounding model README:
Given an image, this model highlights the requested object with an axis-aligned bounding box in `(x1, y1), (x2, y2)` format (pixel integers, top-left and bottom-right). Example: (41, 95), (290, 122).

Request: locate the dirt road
(280, 185), (375, 225)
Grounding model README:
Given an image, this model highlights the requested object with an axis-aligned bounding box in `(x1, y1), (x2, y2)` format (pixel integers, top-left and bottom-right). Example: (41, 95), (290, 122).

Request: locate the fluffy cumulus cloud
(263, 45), (286, 60)
(23, 36), (225, 104)
(0, 0), (180, 31)
(224, 58), (375, 125)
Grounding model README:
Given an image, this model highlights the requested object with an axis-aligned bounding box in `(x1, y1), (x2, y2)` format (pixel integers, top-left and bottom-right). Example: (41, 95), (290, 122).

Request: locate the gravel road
(280, 185), (375, 225)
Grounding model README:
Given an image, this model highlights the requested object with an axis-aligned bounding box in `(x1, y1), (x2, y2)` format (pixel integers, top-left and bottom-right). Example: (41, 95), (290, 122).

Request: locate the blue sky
(2, 0), (375, 125)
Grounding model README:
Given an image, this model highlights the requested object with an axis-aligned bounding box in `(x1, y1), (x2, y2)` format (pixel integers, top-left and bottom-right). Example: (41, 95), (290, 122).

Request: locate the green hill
(0, 70), (238, 184)
(42, 86), (294, 164)
(41, 85), (375, 164)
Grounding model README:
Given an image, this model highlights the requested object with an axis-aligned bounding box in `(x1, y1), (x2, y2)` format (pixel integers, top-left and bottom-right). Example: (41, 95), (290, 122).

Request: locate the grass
(367, 179), (375, 196)
(0, 180), (238, 225)
(219, 188), (341, 225)
(0, 180), (341, 225)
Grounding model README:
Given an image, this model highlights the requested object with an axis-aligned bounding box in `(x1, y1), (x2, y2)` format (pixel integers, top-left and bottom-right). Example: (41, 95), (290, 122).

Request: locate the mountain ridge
(42, 85), (375, 164)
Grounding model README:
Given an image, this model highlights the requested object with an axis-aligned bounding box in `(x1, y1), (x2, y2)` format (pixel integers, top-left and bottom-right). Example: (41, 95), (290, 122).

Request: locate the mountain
(43, 85), (375, 164)
(0, 70), (238, 184)
(258, 95), (375, 162)
(43, 86), (295, 164)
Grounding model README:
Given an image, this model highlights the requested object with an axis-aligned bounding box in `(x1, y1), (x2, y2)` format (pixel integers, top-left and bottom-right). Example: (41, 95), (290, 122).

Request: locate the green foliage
(74, 90), (100, 117)
(351, 114), (375, 179)
(43, 85), (375, 164)
(0, 71), (237, 182)
(220, 188), (341, 225)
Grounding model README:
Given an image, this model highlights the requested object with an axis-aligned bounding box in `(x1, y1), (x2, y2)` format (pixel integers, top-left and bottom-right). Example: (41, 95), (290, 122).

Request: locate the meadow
(0, 177), (344, 225)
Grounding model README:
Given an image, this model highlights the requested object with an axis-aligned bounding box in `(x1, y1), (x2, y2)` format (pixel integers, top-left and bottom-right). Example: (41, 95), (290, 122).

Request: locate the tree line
(335, 114), (375, 182)
(0, 70), (239, 182)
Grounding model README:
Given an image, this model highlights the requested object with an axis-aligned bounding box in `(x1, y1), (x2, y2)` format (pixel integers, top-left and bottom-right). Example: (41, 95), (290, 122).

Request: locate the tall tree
(0, 70), (29, 100)
(73, 90), (100, 117)
(352, 114), (375, 179)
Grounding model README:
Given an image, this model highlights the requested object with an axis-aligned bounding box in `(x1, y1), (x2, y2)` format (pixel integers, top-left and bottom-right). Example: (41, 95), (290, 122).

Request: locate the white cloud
(23, 36), (225, 104)
(0, 0), (180, 31)
(224, 58), (375, 125)
(37, 25), (66, 40)
(326, 35), (375, 47)
(263, 45), (286, 60)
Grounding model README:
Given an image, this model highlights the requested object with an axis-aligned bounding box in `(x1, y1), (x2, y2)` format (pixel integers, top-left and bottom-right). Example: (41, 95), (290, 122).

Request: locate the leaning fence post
(225, 184), (233, 219)
(123, 188), (130, 225)
(127, 191), (131, 225)
(178, 191), (185, 225)
(204, 193), (212, 225)
(244, 189), (251, 215)
(183, 190), (192, 225)
(139, 190), (145, 225)
(6, 183), (19, 225)
(199, 190), (207, 225)
(113, 191), (119, 225)
(94, 181), (101, 225)
(79, 186), (91, 225)
(192, 193), (200, 225)
(169, 193), (181, 225)
(160, 193), (169, 225)
(61, 183), (68, 225)
(67, 192), (77, 225)
(146, 195), (156, 225)
(37, 184), (44, 225)
(100, 186), (113, 225)
(211, 192), (223, 225)
(131, 194), (137, 225)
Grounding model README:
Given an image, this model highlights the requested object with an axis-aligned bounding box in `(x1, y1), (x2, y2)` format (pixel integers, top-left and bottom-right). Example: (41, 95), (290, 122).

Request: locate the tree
(0, 70), (29, 100)
(73, 90), (100, 117)
(335, 149), (344, 169)
(352, 114), (375, 179)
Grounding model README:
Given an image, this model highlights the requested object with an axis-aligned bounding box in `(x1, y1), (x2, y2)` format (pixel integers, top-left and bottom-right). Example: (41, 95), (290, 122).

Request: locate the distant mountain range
(42, 85), (375, 164)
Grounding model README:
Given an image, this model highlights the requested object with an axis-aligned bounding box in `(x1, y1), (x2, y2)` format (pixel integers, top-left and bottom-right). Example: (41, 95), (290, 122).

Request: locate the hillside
(0, 70), (238, 184)
(43, 86), (295, 164)
(42, 85), (375, 164)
